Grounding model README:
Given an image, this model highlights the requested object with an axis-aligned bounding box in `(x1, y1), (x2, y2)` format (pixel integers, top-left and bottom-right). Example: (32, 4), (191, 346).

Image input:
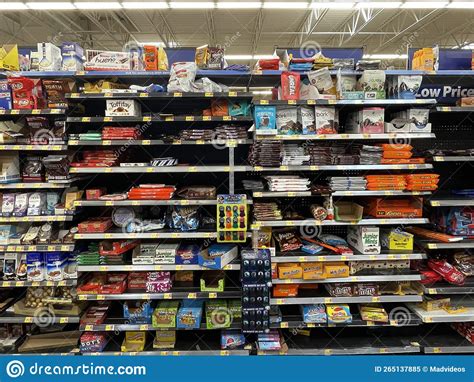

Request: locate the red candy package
(280, 71), (300, 100)
(257, 58), (280, 70)
(428, 259), (466, 285)
(8, 77), (46, 109)
(419, 269), (443, 285)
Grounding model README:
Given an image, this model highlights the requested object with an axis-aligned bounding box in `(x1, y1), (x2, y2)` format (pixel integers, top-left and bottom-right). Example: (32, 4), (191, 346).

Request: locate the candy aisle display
(0, 44), (472, 356)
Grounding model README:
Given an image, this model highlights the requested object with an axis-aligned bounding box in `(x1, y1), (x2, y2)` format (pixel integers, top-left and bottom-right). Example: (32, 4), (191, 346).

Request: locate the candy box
(280, 71), (300, 100)
(198, 244), (238, 270)
(13, 193), (28, 217)
(357, 70), (386, 99)
(152, 301), (179, 328)
(80, 332), (108, 352)
(347, 226), (381, 255)
(0, 44), (19, 71)
(42, 80), (76, 109)
(153, 330), (175, 349)
(127, 271), (147, 290)
(176, 244), (200, 265)
(326, 304), (352, 324)
(86, 188), (106, 200)
(37, 43), (62, 71)
(121, 331), (146, 352)
(27, 192), (46, 216)
(143, 45), (158, 71)
(123, 301), (152, 324)
(85, 50), (131, 71)
(367, 197), (423, 219)
(26, 252), (44, 282)
(323, 263), (349, 279)
(8, 77), (46, 110)
(300, 304), (327, 323)
(155, 243), (178, 264)
(78, 217), (113, 233)
(380, 229), (413, 250)
(359, 304), (388, 322)
(396, 75), (422, 99)
(229, 100), (250, 117)
(177, 299), (203, 329)
(421, 296), (450, 312)
(200, 270), (225, 292)
(61, 42), (84, 71)
(221, 330), (245, 350)
(254, 105), (277, 135)
(106, 100), (141, 117)
(278, 263), (303, 279)
(0, 80), (12, 110)
(302, 262), (324, 280)
(45, 252), (67, 281)
(346, 108), (384, 134)
(146, 271), (172, 293)
(205, 300), (231, 329)
(273, 284), (298, 297)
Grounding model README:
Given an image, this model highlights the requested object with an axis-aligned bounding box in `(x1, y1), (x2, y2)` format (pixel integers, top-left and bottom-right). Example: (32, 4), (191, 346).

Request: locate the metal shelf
(77, 290), (241, 301)
(75, 199), (219, 207)
(250, 164), (433, 171)
(272, 272), (423, 284)
(255, 133), (436, 141)
(80, 321), (242, 332)
(253, 99), (436, 106)
(74, 230), (224, 240)
(423, 279), (474, 295)
(420, 241), (474, 250)
(0, 144), (67, 151)
(420, 333), (474, 354)
(0, 314), (79, 324)
(271, 313), (421, 329)
(429, 198), (474, 207)
(0, 178), (86, 189)
(432, 156), (474, 162)
(408, 303), (474, 323)
(68, 139), (252, 146)
(0, 109), (65, 115)
(67, 91), (253, 99)
(253, 190), (431, 198)
(435, 106), (474, 112)
(259, 335), (420, 356)
(252, 218), (429, 228)
(66, 116), (253, 123)
(271, 295), (423, 305)
(0, 215), (73, 223)
(69, 165), (246, 174)
(271, 250), (426, 263)
(84, 349), (248, 356)
(0, 244), (74, 252)
(78, 262), (240, 272)
(0, 279), (77, 287)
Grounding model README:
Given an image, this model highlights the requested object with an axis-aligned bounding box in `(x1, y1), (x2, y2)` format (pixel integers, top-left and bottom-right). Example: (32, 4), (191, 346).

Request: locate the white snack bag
(167, 62), (197, 92)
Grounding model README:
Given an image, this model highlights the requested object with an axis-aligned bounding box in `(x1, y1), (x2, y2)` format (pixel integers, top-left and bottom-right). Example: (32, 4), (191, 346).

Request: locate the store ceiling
(1, 1), (473, 67)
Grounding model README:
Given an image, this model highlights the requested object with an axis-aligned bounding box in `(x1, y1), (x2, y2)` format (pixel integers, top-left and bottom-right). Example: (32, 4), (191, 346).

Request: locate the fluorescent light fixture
(169, 1), (215, 8)
(364, 54), (408, 59)
(74, 2), (122, 9)
(401, 2), (447, 9)
(310, 2), (355, 9)
(263, 2), (309, 9)
(27, 2), (76, 9)
(447, 2), (474, 8)
(225, 55), (254, 60)
(217, 2), (262, 8)
(122, 2), (169, 9)
(0, 2), (28, 9)
(356, 2), (401, 8)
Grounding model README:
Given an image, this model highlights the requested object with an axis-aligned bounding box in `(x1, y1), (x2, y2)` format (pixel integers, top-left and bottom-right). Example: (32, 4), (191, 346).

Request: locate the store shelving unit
(422, 279), (474, 295)
(419, 240), (474, 250)
(407, 304), (474, 323)
(78, 263), (240, 272)
(252, 218), (429, 228)
(67, 91), (253, 99)
(254, 133), (436, 141)
(66, 116), (253, 123)
(272, 295), (423, 305)
(78, 290), (241, 301)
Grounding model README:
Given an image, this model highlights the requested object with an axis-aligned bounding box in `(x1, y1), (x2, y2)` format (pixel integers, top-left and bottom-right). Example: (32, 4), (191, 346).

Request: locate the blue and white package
(254, 105), (277, 135)
(0, 80), (12, 110)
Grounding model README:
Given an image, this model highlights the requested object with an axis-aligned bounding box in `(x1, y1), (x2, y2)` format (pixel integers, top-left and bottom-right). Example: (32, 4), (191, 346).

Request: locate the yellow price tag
(205, 92), (213, 97)
(229, 92), (237, 97)
(259, 100), (269, 105)
(371, 297), (381, 302)
(307, 100), (316, 105)
(185, 116), (194, 121)
(82, 117), (91, 122)
(24, 317), (33, 323)
(97, 295), (105, 300)
(142, 139), (151, 145)
(84, 325), (93, 331)
(172, 351), (180, 356)
(280, 166), (289, 171)
(431, 201), (440, 207)
(139, 325), (148, 331)
(203, 116), (211, 121)
(281, 322), (289, 328)
(433, 347), (442, 353)
(163, 293), (172, 299)
(427, 288), (437, 294)
(146, 167), (154, 173)
(173, 92), (182, 97)
(10, 110), (20, 115)
(143, 116), (152, 122)
(324, 298), (332, 303)
(288, 100), (296, 105)
(105, 324), (114, 331)
(379, 348), (388, 353)
(188, 293), (197, 299)
(59, 317), (68, 323)
(220, 350), (229, 356)
(223, 116), (231, 121)
(427, 244), (437, 249)
(209, 292), (217, 298)
(324, 349), (332, 355)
